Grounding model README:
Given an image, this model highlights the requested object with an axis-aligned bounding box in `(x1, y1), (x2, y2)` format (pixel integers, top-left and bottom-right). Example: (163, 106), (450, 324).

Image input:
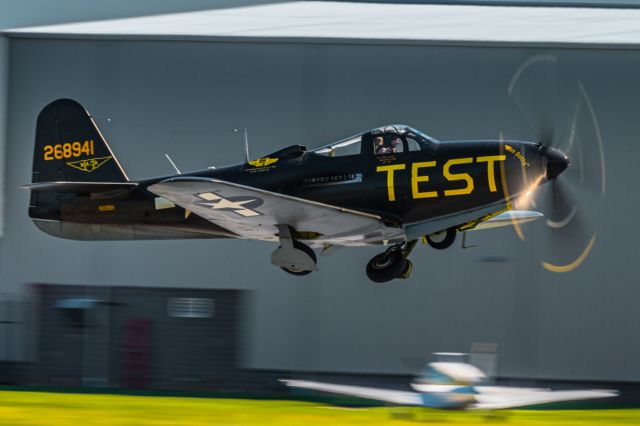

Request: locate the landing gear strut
(366, 240), (417, 283)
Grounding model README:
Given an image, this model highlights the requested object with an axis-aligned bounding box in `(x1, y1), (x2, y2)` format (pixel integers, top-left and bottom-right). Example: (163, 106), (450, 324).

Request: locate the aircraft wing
(471, 388), (617, 410)
(147, 179), (403, 246)
(281, 380), (423, 406)
(470, 210), (543, 231)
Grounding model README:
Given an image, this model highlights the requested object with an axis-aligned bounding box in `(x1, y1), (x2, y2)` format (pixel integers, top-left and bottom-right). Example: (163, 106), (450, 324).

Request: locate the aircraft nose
(542, 145), (570, 180)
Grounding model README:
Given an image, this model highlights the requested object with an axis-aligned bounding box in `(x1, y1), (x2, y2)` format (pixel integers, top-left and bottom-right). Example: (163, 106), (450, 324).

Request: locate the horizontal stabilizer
(23, 181), (138, 194)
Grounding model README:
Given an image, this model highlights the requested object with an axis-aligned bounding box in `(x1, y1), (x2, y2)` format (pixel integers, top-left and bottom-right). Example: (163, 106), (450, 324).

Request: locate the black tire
(425, 228), (456, 250)
(366, 249), (407, 283)
(281, 268), (312, 276)
(280, 240), (317, 276)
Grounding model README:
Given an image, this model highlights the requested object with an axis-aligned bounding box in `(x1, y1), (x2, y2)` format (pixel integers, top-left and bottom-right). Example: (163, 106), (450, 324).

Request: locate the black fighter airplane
(26, 99), (569, 283)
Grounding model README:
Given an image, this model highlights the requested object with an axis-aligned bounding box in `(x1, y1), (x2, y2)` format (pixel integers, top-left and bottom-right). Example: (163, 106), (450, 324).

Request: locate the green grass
(0, 390), (638, 425)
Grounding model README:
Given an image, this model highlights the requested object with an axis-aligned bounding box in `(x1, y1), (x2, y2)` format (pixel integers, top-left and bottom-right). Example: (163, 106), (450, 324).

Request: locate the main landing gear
(365, 227), (458, 283)
(366, 240), (417, 283)
(271, 225), (317, 276)
(271, 225), (458, 281)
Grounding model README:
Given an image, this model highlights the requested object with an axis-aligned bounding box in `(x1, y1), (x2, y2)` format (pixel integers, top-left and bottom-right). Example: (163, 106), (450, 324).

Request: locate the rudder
(32, 99), (128, 183)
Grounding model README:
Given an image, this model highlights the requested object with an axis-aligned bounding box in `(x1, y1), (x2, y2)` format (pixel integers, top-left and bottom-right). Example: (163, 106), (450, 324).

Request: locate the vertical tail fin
(32, 99), (128, 183)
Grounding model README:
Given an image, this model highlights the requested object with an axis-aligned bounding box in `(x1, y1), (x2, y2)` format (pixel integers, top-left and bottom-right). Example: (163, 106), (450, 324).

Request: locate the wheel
(280, 240), (317, 276)
(366, 249), (407, 283)
(425, 228), (456, 250)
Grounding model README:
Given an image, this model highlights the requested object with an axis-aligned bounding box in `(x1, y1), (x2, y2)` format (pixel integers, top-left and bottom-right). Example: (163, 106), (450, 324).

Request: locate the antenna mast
(234, 128), (250, 162)
(164, 153), (181, 174)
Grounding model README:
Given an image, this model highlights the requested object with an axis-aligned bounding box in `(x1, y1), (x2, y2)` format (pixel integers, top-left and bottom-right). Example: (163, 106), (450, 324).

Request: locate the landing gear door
(368, 133), (410, 209)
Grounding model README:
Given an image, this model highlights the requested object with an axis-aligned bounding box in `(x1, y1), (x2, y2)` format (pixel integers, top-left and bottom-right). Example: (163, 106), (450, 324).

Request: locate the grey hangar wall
(2, 36), (639, 382)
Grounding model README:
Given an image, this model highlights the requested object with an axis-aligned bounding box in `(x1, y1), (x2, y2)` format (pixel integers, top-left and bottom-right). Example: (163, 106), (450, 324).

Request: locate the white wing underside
(471, 388), (618, 410)
(148, 179), (404, 247)
(281, 380), (423, 405)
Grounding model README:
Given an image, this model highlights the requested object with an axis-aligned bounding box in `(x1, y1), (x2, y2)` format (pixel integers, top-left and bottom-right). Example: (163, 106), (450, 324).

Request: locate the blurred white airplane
(282, 360), (616, 410)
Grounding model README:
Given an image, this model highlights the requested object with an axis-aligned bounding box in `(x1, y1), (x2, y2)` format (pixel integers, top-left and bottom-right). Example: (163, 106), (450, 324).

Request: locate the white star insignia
(196, 192), (261, 217)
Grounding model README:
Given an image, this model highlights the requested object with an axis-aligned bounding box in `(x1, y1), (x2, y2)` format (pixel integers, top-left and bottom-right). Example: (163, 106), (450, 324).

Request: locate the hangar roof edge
(4, 33), (640, 51)
(4, 1), (640, 50)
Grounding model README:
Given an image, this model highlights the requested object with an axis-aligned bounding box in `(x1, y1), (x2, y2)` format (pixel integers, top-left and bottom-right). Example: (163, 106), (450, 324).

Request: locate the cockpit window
(313, 136), (361, 157)
(409, 129), (440, 145)
(406, 131), (438, 151)
(409, 136), (434, 152)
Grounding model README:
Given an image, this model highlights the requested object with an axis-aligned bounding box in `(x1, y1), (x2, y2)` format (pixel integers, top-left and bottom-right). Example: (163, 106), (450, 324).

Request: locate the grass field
(0, 391), (638, 425)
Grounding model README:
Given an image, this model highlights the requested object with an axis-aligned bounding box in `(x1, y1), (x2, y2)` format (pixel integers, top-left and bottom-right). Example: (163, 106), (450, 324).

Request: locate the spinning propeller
(505, 54), (606, 273)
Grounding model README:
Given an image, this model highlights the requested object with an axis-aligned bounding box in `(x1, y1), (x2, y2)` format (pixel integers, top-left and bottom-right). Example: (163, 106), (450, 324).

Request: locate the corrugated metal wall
(33, 284), (244, 389)
(2, 37), (639, 382)
(0, 37), (6, 236)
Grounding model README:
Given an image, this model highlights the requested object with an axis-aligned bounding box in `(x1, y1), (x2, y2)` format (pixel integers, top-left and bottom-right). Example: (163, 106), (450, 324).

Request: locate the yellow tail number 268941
(43, 140), (94, 161)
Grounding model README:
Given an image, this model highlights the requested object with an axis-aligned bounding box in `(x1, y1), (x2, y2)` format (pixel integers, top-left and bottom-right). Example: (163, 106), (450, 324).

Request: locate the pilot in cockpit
(388, 136), (400, 153)
(375, 136), (400, 155)
(374, 136), (385, 154)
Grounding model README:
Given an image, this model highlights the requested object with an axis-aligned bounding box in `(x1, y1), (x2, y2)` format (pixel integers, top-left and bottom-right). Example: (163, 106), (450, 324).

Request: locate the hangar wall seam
(0, 36), (7, 237)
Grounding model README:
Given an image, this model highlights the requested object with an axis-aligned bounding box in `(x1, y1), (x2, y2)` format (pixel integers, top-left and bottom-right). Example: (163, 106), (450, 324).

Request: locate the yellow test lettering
(476, 155), (506, 192)
(444, 157), (474, 196)
(376, 164), (406, 201)
(411, 161), (438, 199)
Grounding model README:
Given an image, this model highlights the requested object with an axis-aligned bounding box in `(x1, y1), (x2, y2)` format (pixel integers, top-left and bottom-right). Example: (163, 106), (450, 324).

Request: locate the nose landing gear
(366, 240), (417, 283)
(424, 227), (457, 250)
